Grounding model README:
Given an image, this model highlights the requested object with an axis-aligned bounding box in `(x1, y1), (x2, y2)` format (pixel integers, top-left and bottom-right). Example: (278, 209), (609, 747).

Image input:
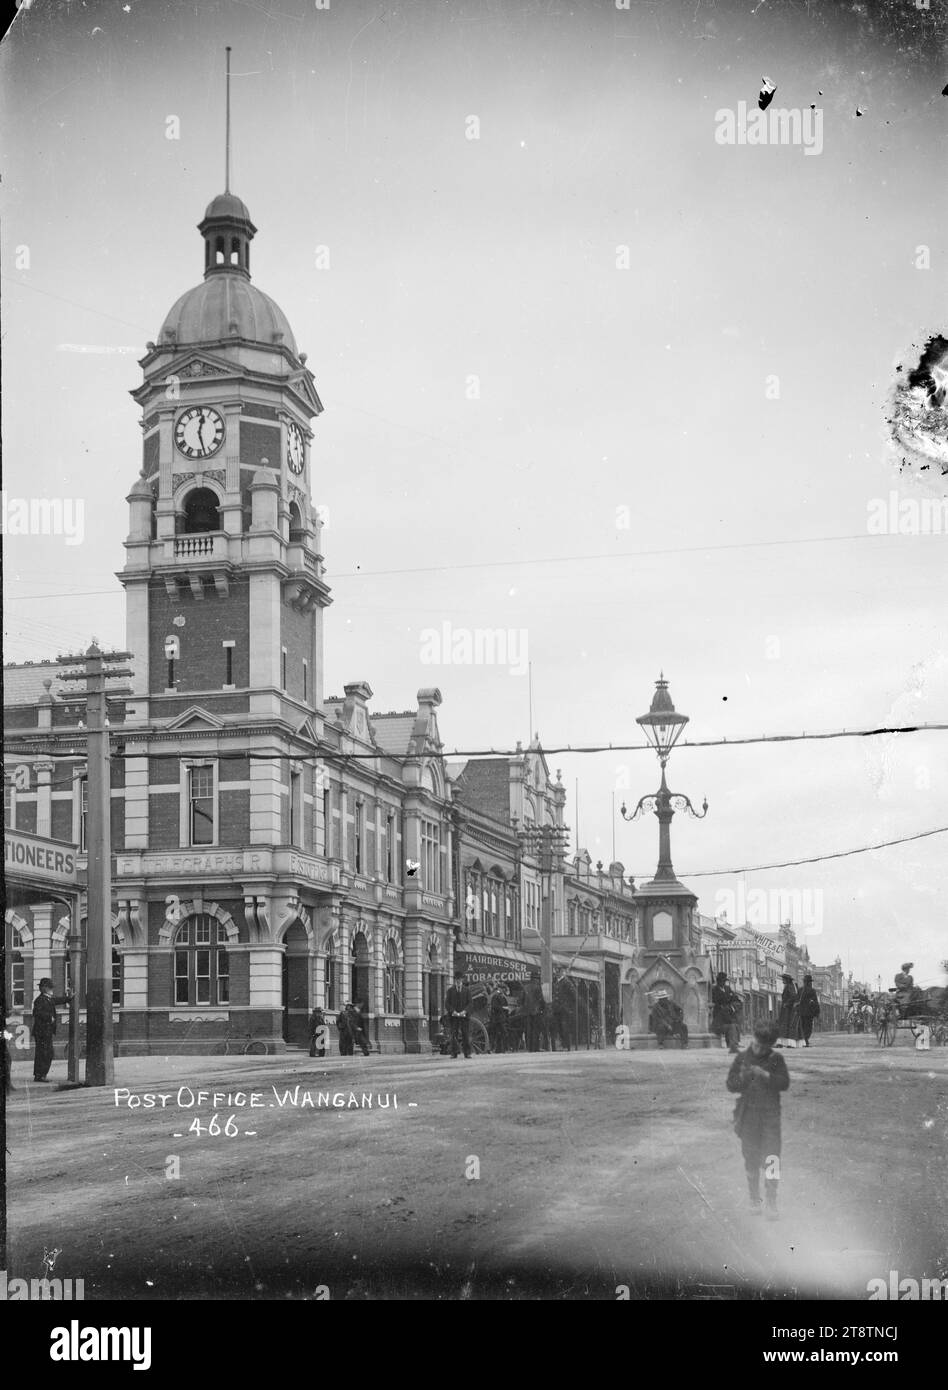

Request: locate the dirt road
(6, 1035), (946, 1300)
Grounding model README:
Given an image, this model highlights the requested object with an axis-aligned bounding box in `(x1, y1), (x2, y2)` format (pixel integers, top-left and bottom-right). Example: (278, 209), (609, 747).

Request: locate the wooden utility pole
(58, 643), (132, 1087)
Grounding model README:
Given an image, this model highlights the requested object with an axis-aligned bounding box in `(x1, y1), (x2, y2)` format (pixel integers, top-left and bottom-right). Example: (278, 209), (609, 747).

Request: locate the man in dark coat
(650, 995), (689, 1048)
(550, 977), (573, 1052)
(711, 972), (741, 1053)
(31, 978), (72, 1082)
(521, 977), (540, 1052)
(445, 971), (472, 1059)
(727, 1021), (790, 1220)
(349, 1001), (371, 1056)
(488, 988), (509, 1054)
(336, 1005), (354, 1056)
(797, 974), (820, 1047)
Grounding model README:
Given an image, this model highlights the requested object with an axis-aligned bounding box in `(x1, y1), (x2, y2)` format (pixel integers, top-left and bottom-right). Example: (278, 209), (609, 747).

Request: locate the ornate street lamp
(620, 674), (707, 883)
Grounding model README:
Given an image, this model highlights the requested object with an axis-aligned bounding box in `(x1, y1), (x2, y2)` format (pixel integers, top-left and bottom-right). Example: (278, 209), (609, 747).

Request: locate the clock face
(174, 407), (225, 459)
(287, 422), (304, 474)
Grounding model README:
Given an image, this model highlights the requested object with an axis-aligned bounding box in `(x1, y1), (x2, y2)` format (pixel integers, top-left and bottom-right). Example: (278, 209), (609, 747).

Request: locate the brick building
(4, 186), (457, 1055)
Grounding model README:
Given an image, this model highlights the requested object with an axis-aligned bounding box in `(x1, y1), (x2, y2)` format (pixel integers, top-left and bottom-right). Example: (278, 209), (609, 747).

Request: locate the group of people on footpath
(307, 1002), (371, 1058)
(444, 971), (574, 1058)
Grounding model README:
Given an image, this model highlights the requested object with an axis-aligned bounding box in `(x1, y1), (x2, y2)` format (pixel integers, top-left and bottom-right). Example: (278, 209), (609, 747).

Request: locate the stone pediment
(638, 955), (689, 989)
(294, 715), (321, 745)
(164, 706), (226, 732)
(287, 370), (324, 417)
(170, 353), (234, 381)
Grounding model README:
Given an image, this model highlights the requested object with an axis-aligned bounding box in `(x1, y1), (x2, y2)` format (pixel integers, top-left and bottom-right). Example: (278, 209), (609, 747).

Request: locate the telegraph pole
(58, 642), (133, 1087)
(518, 822), (570, 1005)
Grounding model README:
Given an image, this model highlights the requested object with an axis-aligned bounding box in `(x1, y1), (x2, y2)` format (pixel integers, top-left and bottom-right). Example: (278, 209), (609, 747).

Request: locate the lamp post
(620, 674), (707, 881)
(619, 676), (710, 1045)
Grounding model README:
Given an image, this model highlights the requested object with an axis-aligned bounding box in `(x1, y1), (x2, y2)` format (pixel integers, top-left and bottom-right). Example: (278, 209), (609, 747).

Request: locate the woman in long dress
(776, 974), (799, 1048)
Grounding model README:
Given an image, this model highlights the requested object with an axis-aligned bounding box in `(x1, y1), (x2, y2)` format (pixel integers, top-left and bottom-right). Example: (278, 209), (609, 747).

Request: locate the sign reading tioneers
(454, 949), (532, 987)
(4, 829), (80, 888)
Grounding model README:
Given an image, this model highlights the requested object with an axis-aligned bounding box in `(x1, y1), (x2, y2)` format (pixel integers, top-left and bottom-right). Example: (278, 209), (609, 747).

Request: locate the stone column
(402, 920), (427, 1053)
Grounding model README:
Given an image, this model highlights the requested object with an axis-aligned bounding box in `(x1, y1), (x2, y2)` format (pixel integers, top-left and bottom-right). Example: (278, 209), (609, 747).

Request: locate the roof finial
(225, 46), (232, 193)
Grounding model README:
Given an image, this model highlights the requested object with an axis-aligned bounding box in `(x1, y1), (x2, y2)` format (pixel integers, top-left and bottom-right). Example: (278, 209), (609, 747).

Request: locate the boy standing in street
(727, 1021), (790, 1221)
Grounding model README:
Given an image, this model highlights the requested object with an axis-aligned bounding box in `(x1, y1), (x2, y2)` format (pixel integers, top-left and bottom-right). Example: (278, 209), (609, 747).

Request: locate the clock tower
(121, 188), (329, 723)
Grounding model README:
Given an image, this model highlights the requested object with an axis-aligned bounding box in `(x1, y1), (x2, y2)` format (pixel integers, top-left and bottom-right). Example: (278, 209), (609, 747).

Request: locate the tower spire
(225, 46), (232, 193)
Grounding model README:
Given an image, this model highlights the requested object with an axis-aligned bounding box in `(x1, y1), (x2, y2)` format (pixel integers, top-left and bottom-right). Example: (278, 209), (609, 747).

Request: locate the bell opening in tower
(180, 487), (222, 534)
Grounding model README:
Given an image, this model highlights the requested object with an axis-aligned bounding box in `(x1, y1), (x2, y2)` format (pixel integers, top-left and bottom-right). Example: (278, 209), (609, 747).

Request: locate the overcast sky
(2, 0), (946, 989)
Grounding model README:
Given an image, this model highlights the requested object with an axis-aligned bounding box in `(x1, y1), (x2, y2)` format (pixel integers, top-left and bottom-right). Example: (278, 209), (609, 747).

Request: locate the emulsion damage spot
(888, 335), (948, 478)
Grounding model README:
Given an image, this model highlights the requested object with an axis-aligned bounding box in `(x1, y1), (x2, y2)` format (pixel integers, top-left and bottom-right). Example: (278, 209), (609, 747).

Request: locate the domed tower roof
(159, 276), (298, 355)
(203, 191), (253, 223)
(156, 190), (298, 356)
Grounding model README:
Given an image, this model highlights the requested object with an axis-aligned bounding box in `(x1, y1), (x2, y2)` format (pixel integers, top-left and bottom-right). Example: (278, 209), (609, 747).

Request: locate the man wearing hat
(797, 973), (820, 1047)
(445, 970), (473, 1059)
(30, 978), (73, 1083)
(711, 972), (741, 1053)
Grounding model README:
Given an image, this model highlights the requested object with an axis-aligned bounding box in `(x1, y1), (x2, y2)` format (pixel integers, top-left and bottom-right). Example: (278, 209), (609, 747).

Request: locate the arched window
(6, 921), (26, 1010)
(383, 939), (403, 1015)
(425, 940), (444, 1022)
(288, 501), (304, 544)
(174, 915), (230, 1006)
(230, 236), (241, 266)
(181, 488), (221, 534)
(215, 235), (225, 266)
(464, 871), (480, 927)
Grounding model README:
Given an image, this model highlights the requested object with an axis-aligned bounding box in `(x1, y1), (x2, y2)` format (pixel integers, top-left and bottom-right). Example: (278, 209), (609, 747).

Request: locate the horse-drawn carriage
(875, 987), (948, 1047)
(845, 997), (874, 1034)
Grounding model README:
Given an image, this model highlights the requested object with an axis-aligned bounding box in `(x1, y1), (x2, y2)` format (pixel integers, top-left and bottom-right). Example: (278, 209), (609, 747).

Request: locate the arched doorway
(281, 921), (310, 1047)
(425, 940), (445, 1045)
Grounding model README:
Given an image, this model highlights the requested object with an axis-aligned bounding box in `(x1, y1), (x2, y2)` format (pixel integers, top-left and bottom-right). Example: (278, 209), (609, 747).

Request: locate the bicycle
(221, 1030), (270, 1056)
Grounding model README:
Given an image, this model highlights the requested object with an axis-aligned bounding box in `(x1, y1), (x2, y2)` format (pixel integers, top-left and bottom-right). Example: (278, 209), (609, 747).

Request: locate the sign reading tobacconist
(455, 950), (532, 986)
(4, 829), (80, 888)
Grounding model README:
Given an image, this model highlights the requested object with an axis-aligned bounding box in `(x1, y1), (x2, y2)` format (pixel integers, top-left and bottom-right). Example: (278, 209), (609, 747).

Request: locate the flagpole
(225, 46), (232, 192)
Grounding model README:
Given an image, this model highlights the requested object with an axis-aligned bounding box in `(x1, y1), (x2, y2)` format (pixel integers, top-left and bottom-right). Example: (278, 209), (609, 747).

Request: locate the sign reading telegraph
(4, 829), (80, 888)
